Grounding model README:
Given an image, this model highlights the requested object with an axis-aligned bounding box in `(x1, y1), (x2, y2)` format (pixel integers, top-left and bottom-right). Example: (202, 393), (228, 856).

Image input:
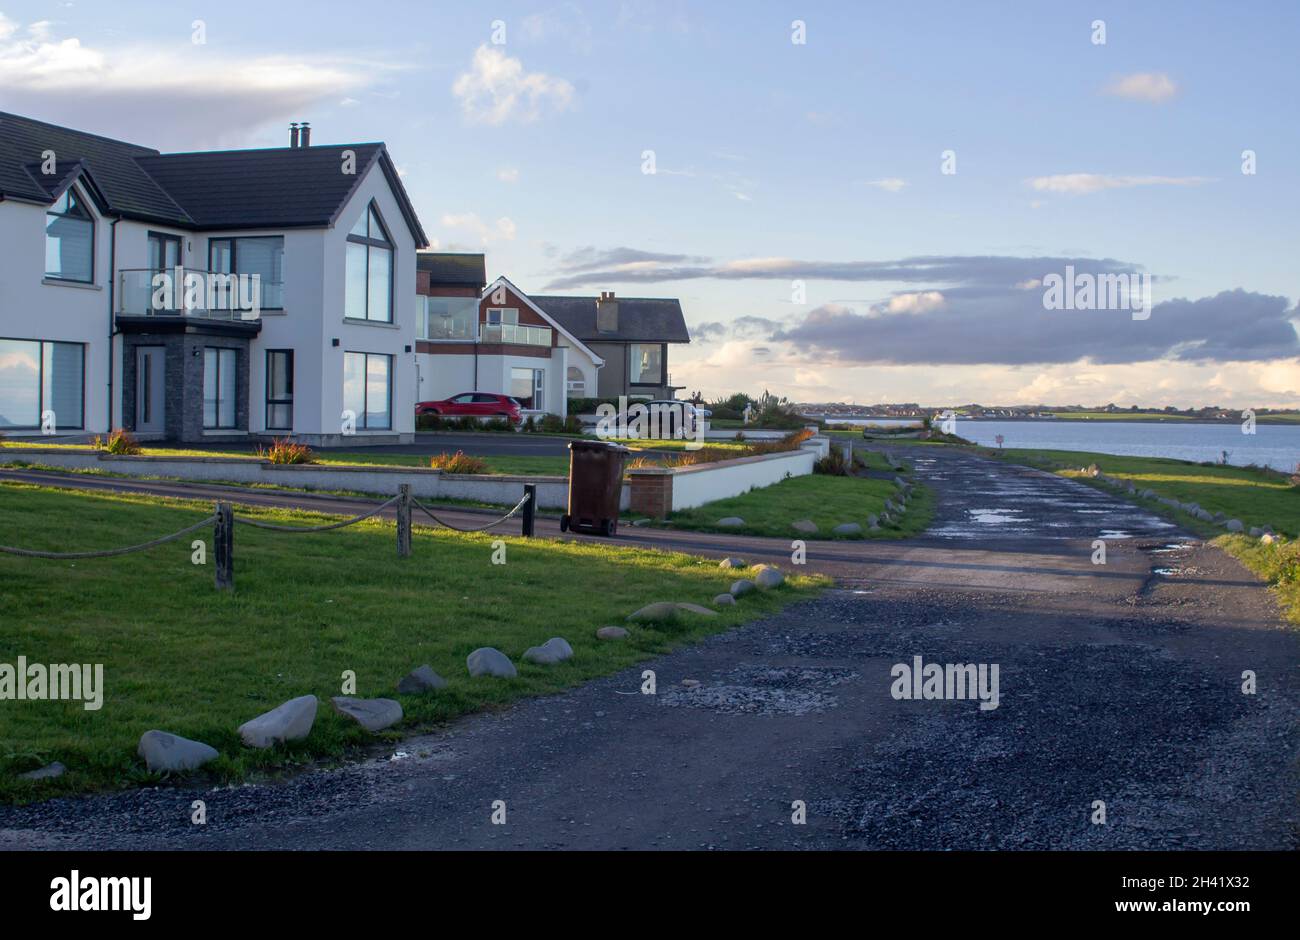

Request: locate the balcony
(117, 268), (279, 320)
(481, 322), (552, 346)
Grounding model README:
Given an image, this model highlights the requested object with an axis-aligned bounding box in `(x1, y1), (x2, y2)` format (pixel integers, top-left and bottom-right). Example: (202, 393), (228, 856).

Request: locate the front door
(136, 347), (165, 434)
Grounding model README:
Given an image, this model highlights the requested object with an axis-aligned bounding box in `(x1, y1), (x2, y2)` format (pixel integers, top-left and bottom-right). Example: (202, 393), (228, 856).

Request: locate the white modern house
(0, 112), (428, 445)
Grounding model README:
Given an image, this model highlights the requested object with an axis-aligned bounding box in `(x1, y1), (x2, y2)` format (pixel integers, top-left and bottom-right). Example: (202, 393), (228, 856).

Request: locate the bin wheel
(559, 514), (570, 532)
(609, 519), (618, 536)
(599, 519), (613, 537)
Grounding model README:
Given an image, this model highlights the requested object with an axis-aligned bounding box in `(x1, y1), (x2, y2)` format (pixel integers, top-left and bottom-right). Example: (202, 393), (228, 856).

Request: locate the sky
(2, 0), (1297, 407)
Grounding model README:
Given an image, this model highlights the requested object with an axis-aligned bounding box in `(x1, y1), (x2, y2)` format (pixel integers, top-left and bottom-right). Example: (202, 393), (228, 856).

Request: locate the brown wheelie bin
(561, 440), (630, 536)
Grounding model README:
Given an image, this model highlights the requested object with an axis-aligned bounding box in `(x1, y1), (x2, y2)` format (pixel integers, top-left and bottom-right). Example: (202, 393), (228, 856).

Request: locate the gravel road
(1, 447), (1295, 850)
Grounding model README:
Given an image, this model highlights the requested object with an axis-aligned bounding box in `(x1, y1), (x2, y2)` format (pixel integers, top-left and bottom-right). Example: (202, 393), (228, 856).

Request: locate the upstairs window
(45, 187), (94, 283)
(210, 236), (284, 309)
(345, 204), (393, 323)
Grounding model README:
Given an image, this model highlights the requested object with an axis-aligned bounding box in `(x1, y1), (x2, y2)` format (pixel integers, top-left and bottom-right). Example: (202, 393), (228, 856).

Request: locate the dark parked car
(416, 392), (522, 424)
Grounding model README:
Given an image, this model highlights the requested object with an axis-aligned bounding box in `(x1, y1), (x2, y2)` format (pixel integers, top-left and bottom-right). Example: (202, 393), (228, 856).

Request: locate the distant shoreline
(807, 415), (1298, 426)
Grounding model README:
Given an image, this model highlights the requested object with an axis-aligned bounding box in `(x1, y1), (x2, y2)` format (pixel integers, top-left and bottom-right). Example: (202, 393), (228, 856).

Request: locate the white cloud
(497, 167), (520, 183)
(1027, 173), (1211, 195)
(0, 17), (383, 149)
(440, 212), (517, 245)
(1104, 72), (1178, 103)
(862, 178), (907, 192)
(884, 291), (945, 314)
(452, 45), (574, 125)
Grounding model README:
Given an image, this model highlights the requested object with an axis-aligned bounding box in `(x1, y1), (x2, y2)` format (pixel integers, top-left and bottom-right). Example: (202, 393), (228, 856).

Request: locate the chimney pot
(289, 122), (300, 148)
(300, 122), (311, 147)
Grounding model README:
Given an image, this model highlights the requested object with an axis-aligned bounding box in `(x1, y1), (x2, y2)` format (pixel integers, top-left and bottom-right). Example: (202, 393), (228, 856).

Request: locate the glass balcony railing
(117, 268), (277, 320)
(481, 323), (552, 346)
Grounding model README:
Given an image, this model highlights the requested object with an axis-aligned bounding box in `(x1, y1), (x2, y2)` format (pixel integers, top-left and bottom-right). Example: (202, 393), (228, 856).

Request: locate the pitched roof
(530, 295), (691, 343)
(418, 252), (486, 287)
(0, 111), (190, 223)
(0, 111), (427, 244)
(483, 277), (605, 366)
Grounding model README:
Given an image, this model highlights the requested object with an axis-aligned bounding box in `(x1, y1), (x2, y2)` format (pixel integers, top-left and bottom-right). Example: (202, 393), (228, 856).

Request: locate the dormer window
(345, 203), (393, 323)
(45, 186), (94, 283)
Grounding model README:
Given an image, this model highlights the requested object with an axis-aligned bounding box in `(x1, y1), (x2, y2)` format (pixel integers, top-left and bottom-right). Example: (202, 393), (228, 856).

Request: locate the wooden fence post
(397, 484), (412, 557)
(522, 484), (536, 538)
(214, 502), (234, 591)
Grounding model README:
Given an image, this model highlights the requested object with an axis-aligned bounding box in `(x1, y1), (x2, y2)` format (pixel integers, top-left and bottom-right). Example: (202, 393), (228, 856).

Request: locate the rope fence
(412, 491), (532, 533)
(0, 483), (538, 591)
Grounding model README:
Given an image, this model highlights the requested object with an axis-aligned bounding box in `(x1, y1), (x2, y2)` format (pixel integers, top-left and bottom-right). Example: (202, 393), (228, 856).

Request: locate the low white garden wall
(661, 446), (817, 511)
(0, 449), (625, 511)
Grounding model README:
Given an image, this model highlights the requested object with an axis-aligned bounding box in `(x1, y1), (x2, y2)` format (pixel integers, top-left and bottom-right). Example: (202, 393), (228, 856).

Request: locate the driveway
(1, 446), (1295, 849)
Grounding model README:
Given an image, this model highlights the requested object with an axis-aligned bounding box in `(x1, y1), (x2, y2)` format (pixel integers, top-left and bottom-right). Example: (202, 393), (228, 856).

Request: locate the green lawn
(661, 473), (932, 539)
(987, 447), (1300, 625)
(0, 483), (826, 802)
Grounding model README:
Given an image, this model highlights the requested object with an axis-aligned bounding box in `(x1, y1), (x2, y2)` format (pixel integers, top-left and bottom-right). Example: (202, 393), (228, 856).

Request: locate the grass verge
(0, 482), (827, 802)
(659, 472), (932, 539)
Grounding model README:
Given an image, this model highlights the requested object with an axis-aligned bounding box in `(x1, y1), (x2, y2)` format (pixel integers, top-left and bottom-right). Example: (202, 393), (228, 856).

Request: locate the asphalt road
(1, 447), (1296, 850)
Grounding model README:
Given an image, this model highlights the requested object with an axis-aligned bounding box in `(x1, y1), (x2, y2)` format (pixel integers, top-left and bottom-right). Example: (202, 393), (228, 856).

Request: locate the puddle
(968, 508), (1024, 524)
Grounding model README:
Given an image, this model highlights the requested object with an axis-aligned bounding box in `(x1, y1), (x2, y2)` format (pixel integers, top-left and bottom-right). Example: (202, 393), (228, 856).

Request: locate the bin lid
(569, 439), (630, 453)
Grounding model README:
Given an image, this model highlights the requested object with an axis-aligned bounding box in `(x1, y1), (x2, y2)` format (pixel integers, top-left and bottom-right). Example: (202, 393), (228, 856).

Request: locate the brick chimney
(596, 291), (618, 333)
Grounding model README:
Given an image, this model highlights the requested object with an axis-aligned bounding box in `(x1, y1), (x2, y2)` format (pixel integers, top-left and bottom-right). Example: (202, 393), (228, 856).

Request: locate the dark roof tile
(418, 252), (486, 287)
(531, 295), (690, 343)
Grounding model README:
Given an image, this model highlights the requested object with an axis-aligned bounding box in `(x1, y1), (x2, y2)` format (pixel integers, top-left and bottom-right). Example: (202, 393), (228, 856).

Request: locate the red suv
(416, 392), (523, 424)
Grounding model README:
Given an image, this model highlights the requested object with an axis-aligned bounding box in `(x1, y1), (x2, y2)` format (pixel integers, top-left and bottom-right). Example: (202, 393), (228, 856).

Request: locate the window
(148, 232), (182, 272)
(266, 350), (294, 430)
(0, 339), (84, 429)
(345, 204), (393, 323)
(566, 366), (586, 395)
(630, 343), (664, 385)
(510, 367), (544, 411)
(420, 296), (479, 340)
(209, 236), (284, 309)
(203, 347), (238, 429)
(45, 187), (94, 282)
(343, 352), (392, 430)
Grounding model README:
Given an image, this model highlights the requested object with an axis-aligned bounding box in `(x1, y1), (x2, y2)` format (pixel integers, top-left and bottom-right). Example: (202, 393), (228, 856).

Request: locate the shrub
(564, 415), (583, 434)
(539, 413), (566, 433)
(93, 428), (142, 455)
(416, 413), (446, 431)
(258, 437), (315, 465)
(451, 416), (479, 432)
(523, 415), (536, 432)
(429, 450), (490, 474)
(814, 448), (851, 476)
(483, 417), (515, 433)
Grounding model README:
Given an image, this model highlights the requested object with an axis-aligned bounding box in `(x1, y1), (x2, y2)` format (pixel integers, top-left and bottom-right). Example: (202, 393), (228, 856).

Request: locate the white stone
(755, 567), (785, 588)
(397, 665), (447, 694)
(596, 626), (629, 640)
(523, 637), (575, 665)
(331, 696), (403, 732)
(730, 579), (757, 597)
(791, 519), (818, 533)
(833, 522), (863, 535)
(716, 517), (746, 527)
(238, 696), (318, 749)
(713, 593), (736, 606)
(139, 730), (220, 771)
(467, 647), (518, 678)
